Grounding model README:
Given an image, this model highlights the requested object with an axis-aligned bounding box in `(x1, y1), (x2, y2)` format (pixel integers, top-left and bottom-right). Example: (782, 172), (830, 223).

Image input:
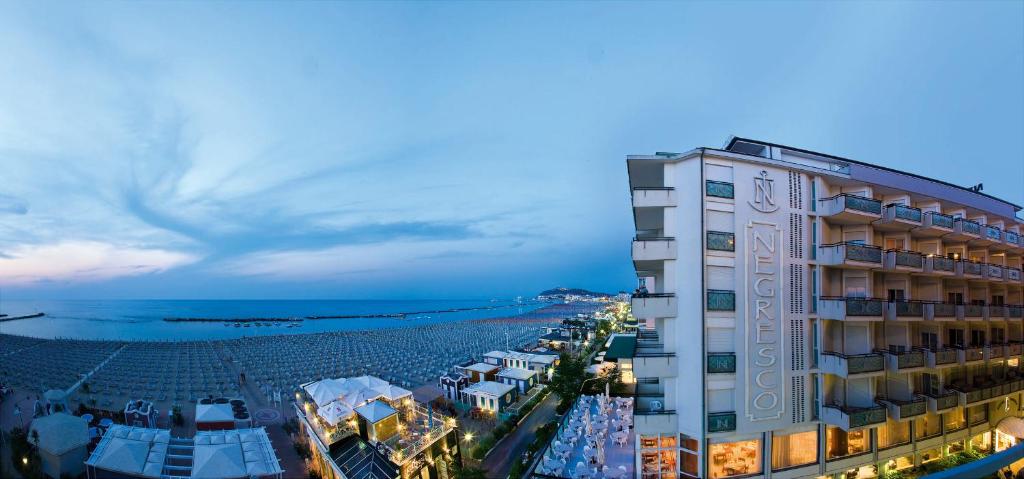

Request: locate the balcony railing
(707, 353), (736, 374)
(820, 242), (884, 264)
(925, 347), (960, 367)
(706, 231), (735, 252)
(924, 211), (954, 229)
(883, 348), (925, 369)
(824, 404), (887, 429)
(926, 255), (956, 274)
(985, 225), (1002, 241)
(960, 346), (986, 362)
(990, 305), (1008, 319)
(706, 290), (736, 311)
(955, 218), (982, 236)
(843, 297), (884, 316)
(1006, 231), (1021, 246)
(823, 351), (885, 374)
(890, 204), (922, 222)
(887, 249), (924, 269)
(1010, 306), (1024, 319)
(964, 304), (984, 318)
(959, 260), (984, 277)
(705, 180), (734, 199)
(707, 411), (736, 433)
(990, 343), (1006, 359)
(887, 300), (924, 319)
(924, 391), (960, 412)
(988, 264), (1004, 279)
(878, 396), (927, 420)
(1008, 342), (1023, 356)
(1007, 268), (1022, 282)
(931, 302), (957, 319)
(819, 193), (883, 215)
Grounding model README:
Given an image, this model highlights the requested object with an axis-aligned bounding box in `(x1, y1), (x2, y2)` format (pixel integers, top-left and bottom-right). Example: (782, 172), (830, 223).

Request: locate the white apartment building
(626, 137), (1024, 479)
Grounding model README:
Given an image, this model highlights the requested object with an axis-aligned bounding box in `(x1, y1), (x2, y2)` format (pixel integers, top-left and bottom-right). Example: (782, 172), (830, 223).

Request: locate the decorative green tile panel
(706, 290), (735, 311)
(706, 231), (735, 252)
(707, 412), (736, 432)
(707, 353), (736, 373)
(705, 180), (734, 199)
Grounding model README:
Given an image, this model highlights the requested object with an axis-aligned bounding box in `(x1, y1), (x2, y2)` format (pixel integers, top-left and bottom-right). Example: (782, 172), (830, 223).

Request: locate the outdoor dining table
(611, 431), (629, 446)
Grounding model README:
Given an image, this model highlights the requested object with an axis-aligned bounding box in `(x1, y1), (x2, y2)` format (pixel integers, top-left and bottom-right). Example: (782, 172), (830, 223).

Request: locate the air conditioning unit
(649, 400), (663, 412)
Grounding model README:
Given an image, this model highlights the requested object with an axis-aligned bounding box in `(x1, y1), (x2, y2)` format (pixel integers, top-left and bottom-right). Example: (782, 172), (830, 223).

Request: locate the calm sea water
(0, 299), (547, 341)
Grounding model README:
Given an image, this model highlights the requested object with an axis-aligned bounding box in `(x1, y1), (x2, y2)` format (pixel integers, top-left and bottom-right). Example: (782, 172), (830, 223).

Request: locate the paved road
(481, 392), (560, 479)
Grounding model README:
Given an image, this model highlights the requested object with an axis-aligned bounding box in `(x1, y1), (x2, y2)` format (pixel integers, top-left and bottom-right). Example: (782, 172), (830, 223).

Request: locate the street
(480, 392), (560, 479)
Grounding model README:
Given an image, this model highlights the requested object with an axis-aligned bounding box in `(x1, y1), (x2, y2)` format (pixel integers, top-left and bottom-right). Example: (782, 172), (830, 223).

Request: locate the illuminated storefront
(826, 427), (869, 460)
(639, 434), (678, 479)
(771, 430), (818, 470)
(970, 431), (993, 454)
(877, 420), (911, 449)
(707, 439), (761, 479)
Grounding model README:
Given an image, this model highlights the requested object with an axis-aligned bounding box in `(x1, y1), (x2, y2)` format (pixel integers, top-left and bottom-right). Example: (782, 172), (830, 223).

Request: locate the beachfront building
(456, 362), (500, 383)
(28, 412), (90, 479)
(626, 137), (1024, 479)
(484, 350), (559, 382)
(296, 375), (461, 479)
(85, 425), (283, 479)
(462, 380), (517, 414)
(439, 372), (469, 403)
(497, 367), (539, 394)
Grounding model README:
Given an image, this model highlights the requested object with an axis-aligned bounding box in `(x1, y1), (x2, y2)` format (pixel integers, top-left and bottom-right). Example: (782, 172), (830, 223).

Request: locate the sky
(0, 1), (1022, 300)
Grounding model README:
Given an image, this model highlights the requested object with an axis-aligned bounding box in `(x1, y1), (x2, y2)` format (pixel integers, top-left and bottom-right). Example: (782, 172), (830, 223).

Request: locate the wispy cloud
(0, 241), (198, 285)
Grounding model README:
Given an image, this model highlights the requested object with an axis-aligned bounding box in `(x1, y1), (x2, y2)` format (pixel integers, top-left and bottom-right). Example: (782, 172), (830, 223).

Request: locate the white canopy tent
(316, 401), (355, 426)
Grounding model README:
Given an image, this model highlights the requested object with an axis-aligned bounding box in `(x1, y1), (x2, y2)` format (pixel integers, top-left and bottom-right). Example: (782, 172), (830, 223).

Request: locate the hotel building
(626, 138), (1024, 479)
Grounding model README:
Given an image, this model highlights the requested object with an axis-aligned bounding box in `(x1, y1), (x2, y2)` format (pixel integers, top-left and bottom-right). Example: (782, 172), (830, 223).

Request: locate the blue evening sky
(1, 1), (1022, 300)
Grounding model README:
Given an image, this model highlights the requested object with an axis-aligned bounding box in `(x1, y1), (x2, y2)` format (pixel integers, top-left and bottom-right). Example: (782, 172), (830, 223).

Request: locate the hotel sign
(745, 170), (785, 422)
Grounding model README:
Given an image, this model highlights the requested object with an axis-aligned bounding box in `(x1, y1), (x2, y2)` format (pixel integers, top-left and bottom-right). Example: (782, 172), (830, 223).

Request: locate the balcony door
(885, 237), (905, 250)
(948, 292), (964, 305)
(948, 329), (965, 348)
(921, 373), (939, 396)
(970, 330), (986, 347)
(921, 332), (938, 350)
(993, 295), (1005, 306)
(888, 289), (906, 302)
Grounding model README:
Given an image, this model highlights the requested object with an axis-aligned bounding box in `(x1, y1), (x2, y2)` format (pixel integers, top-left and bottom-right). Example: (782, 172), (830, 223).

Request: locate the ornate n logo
(749, 170), (779, 213)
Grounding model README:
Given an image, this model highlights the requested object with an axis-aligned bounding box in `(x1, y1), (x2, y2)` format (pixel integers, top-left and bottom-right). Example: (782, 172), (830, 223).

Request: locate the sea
(0, 299), (549, 341)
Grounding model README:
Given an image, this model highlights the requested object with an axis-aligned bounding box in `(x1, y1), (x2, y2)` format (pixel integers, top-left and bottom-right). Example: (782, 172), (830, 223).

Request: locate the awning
(997, 416), (1024, 438)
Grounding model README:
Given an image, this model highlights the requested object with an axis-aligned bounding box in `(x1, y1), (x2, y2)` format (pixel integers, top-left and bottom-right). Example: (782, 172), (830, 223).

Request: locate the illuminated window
(915, 413), (942, 439)
(826, 427), (869, 460)
(878, 419), (911, 449)
(708, 439), (762, 479)
(679, 434), (699, 479)
(967, 405), (987, 426)
(919, 448), (942, 464)
(944, 408), (966, 432)
(971, 432), (993, 454)
(771, 430), (817, 470)
(885, 454), (914, 472)
(641, 434), (680, 479)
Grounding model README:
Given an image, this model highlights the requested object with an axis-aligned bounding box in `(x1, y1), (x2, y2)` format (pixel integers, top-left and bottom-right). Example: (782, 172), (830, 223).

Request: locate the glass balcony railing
(707, 411), (736, 432)
(826, 404), (887, 428)
(889, 249), (924, 268)
(928, 347), (959, 365)
(888, 349), (925, 369)
(845, 298), (884, 316)
(956, 218), (982, 235)
(707, 353), (736, 373)
(1007, 268), (1022, 281)
(988, 264), (1004, 279)
(706, 290), (735, 311)
(926, 391), (959, 410)
(960, 260), (984, 276)
(929, 256), (955, 273)
(960, 346), (985, 362)
(990, 306), (1008, 318)
(1010, 306), (1024, 318)
(1006, 231), (1021, 245)
(932, 303), (957, 318)
(705, 180), (734, 199)
(890, 204), (923, 222)
(706, 231), (735, 252)
(889, 300), (924, 318)
(985, 225), (1002, 241)
(879, 396), (927, 418)
(842, 195), (882, 214)
(925, 211), (954, 229)
(847, 353), (885, 373)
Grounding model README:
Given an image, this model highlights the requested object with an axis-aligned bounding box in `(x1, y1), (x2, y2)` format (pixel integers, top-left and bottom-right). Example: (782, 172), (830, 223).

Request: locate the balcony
(706, 290), (735, 312)
(633, 351), (677, 378)
(884, 249), (924, 273)
(1010, 306), (1024, 320)
(948, 380), (1020, 406)
(963, 304), (985, 321)
(923, 255), (956, 277)
(875, 204), (922, 232)
(957, 260), (984, 279)
(986, 264), (1004, 282)
(990, 306), (1008, 321)
(877, 396), (927, 421)
(979, 225), (1003, 247)
(883, 348), (925, 373)
(949, 218), (982, 241)
(818, 297), (884, 321)
(989, 343), (1006, 360)
(632, 237), (677, 261)
(924, 347), (960, 368)
(960, 346), (986, 363)
(926, 303), (958, 321)
(822, 403), (886, 431)
(706, 353), (736, 374)
(817, 194), (882, 224)
(1008, 342), (1023, 357)
(631, 187), (676, 208)
(631, 294), (677, 319)
(707, 412), (736, 433)
(885, 301), (924, 321)
(924, 391), (960, 414)
(820, 351), (885, 377)
(1005, 267), (1022, 284)
(818, 242), (883, 269)
(914, 211), (955, 238)
(1006, 230), (1023, 252)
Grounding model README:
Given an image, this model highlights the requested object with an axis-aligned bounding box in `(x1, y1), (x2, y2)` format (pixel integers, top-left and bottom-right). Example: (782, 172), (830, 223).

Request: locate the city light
(464, 432), (474, 442)
(22, 457), (28, 465)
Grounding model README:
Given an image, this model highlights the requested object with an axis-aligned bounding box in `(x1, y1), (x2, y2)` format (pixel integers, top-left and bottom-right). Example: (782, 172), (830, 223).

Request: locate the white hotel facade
(626, 138), (1024, 479)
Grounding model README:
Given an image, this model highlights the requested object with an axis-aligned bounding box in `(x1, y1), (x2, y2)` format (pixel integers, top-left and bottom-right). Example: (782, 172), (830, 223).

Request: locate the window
(919, 448), (942, 464)
(680, 435), (699, 478)
(944, 408), (966, 432)
(771, 430), (817, 470)
(640, 434), (679, 479)
(826, 427), (869, 460)
(968, 405), (987, 426)
(708, 439), (761, 479)
(971, 432), (993, 454)
(878, 419), (911, 449)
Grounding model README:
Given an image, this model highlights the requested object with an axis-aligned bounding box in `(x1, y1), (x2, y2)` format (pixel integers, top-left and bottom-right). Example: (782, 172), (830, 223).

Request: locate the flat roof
(462, 362), (500, 373)
(603, 335), (637, 361)
(497, 367), (538, 380)
(464, 381), (515, 397)
(355, 400), (397, 423)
